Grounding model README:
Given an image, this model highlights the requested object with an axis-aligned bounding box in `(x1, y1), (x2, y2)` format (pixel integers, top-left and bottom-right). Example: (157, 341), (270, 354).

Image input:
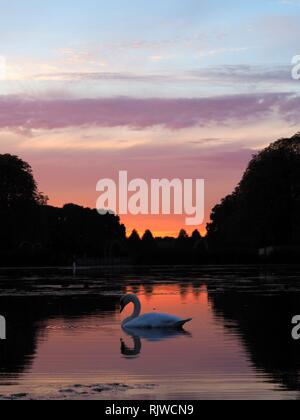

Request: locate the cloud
(0, 92), (299, 133)
(189, 65), (293, 85)
(31, 64), (295, 93)
(198, 47), (254, 58)
(32, 71), (170, 82)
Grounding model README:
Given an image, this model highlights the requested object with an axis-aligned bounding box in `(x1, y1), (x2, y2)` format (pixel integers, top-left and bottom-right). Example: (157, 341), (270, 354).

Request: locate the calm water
(0, 266), (300, 400)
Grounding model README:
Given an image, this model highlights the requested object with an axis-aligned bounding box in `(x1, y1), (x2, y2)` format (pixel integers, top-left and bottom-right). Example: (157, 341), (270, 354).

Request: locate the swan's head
(120, 294), (139, 313)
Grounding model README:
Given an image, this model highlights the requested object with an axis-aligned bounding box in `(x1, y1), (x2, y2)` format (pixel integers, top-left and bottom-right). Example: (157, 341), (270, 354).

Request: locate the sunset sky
(1, 0), (300, 236)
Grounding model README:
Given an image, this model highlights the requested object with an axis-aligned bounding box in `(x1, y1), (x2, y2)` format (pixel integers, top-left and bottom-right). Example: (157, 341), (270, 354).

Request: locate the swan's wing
(123, 326), (189, 341)
(126, 313), (191, 329)
(142, 313), (181, 326)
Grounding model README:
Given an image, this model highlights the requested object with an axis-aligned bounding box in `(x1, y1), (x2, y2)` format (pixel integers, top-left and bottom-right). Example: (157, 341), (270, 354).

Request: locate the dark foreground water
(0, 266), (300, 400)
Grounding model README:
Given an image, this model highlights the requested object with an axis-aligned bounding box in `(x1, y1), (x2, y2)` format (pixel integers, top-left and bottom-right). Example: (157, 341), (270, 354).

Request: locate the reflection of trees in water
(0, 294), (119, 380)
(125, 280), (203, 301)
(191, 282), (204, 299)
(144, 284), (154, 298)
(125, 284), (141, 295)
(207, 276), (300, 393)
(0, 298), (39, 380)
(130, 285), (141, 295)
(179, 283), (189, 299)
(124, 280), (205, 301)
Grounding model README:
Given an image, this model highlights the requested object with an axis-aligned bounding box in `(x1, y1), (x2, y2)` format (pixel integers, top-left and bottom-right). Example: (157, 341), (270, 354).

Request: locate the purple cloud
(0, 92), (299, 132)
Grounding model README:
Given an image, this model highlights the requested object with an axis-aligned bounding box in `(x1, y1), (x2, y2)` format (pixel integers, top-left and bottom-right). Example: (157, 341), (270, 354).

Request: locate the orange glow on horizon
(121, 215), (207, 238)
(48, 197), (208, 238)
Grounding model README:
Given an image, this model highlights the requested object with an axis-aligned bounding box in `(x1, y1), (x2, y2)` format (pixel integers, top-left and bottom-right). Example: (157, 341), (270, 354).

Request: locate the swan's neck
(122, 296), (141, 326)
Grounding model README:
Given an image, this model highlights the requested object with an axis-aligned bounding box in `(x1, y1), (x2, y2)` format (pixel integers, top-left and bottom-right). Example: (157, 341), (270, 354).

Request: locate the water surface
(0, 266), (300, 399)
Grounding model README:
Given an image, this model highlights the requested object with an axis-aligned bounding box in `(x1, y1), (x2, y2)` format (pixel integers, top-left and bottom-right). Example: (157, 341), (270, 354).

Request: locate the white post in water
(0, 316), (6, 340)
(73, 261), (77, 276)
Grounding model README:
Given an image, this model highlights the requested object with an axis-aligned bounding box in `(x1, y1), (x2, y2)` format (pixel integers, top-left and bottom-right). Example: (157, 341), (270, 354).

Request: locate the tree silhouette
(178, 229), (189, 240)
(0, 154), (47, 208)
(192, 230), (202, 241)
(207, 133), (300, 251)
(0, 155), (126, 266)
(127, 229), (142, 262)
(141, 230), (157, 261)
(142, 230), (155, 242)
(128, 229), (141, 242)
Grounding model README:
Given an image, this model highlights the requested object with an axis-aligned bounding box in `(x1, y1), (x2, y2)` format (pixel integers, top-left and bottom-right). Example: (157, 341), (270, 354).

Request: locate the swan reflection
(121, 326), (191, 358)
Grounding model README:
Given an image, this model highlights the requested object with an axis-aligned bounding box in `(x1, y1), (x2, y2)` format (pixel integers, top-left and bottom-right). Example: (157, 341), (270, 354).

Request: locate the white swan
(120, 294), (192, 329)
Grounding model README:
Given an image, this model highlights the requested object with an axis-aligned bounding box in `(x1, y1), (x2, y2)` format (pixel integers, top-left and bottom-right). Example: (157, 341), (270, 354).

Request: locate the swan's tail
(175, 318), (192, 329)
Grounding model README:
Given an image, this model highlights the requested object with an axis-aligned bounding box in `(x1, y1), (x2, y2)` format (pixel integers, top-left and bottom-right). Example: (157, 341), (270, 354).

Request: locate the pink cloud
(0, 93), (299, 132)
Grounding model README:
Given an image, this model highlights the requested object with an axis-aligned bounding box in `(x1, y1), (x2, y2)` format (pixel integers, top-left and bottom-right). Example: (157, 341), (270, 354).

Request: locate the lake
(0, 265), (300, 400)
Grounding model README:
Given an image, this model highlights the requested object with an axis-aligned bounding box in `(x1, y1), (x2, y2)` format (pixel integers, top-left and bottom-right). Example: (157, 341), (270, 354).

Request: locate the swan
(120, 294), (192, 329)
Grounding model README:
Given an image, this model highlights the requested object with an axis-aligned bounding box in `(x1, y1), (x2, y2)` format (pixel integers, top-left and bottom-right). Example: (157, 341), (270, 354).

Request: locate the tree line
(0, 154), (205, 266)
(1, 133), (300, 266)
(206, 133), (300, 262)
